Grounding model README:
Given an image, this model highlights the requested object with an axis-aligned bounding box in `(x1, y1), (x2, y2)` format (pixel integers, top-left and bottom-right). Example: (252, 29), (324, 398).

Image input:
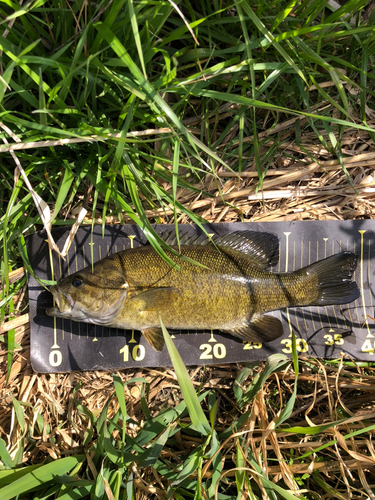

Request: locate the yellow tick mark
(208, 330), (217, 342)
(129, 330), (137, 343)
(128, 235), (136, 249)
(358, 230), (371, 336)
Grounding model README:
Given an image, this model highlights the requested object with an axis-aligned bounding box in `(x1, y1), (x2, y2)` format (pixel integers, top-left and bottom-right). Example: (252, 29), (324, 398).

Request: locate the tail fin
(307, 252), (360, 306)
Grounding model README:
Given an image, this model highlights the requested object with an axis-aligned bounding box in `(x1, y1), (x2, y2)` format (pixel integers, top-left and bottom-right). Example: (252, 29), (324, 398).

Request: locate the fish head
(46, 258), (129, 325)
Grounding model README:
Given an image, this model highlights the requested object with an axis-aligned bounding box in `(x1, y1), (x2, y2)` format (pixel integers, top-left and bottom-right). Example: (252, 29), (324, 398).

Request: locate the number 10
(120, 344), (145, 362)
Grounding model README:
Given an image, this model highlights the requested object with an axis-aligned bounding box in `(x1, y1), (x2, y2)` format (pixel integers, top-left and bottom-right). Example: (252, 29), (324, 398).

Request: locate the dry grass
(2, 123), (375, 498)
(2, 320), (375, 498)
(65, 128), (375, 226)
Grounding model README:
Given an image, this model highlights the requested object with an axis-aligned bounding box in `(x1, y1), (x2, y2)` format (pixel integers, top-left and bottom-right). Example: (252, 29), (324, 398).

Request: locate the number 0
(49, 350), (62, 367)
(213, 343), (226, 359)
(132, 345), (145, 361)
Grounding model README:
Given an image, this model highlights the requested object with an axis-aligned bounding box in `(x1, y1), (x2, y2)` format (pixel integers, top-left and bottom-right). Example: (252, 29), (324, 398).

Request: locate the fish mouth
(46, 306), (65, 317)
(46, 286), (75, 317)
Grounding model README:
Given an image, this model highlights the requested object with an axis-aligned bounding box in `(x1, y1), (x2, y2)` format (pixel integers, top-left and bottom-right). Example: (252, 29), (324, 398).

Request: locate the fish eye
(72, 277), (84, 288)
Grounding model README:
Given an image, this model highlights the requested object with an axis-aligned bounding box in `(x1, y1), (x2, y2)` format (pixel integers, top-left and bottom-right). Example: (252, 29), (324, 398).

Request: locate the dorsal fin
(214, 231), (279, 269)
(159, 229), (279, 269)
(160, 230), (212, 247)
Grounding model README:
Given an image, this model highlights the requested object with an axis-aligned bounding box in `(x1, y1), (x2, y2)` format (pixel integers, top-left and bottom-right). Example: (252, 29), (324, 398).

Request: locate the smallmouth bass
(46, 231), (360, 351)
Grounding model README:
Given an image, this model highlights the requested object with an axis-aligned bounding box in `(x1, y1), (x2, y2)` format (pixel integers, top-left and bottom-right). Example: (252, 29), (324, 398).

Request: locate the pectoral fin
(142, 327), (165, 351)
(130, 287), (178, 311)
(221, 315), (283, 343)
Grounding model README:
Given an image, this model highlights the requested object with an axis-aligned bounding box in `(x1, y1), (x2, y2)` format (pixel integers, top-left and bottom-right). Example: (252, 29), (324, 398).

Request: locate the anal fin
(142, 327), (165, 352)
(221, 315), (283, 343)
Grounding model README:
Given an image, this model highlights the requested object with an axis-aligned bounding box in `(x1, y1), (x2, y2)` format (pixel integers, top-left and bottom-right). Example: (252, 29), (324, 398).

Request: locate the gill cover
(46, 267), (129, 325)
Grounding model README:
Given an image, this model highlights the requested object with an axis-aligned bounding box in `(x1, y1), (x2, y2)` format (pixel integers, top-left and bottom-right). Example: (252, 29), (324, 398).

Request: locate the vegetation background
(1, 0), (375, 498)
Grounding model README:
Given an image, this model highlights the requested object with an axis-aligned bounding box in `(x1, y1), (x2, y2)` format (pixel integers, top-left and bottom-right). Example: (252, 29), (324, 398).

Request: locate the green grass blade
(172, 138), (180, 249)
(113, 375), (127, 445)
(186, 87), (375, 133)
(251, 472), (301, 500)
(52, 165), (75, 222)
(160, 318), (211, 436)
(235, 442), (245, 493)
(127, 0), (147, 78)
(275, 334), (298, 426)
(236, 0), (307, 84)
(0, 456), (85, 500)
(6, 324), (15, 384)
(0, 438), (14, 468)
(0, 464), (41, 487)
(52, 485), (93, 500)
(239, 354), (290, 408)
(10, 395), (25, 433)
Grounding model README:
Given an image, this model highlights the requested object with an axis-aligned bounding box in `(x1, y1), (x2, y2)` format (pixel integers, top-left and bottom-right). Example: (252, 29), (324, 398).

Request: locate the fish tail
(307, 251), (360, 306)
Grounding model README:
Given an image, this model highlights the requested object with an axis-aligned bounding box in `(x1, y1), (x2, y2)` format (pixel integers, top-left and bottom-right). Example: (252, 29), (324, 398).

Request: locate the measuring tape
(28, 220), (374, 373)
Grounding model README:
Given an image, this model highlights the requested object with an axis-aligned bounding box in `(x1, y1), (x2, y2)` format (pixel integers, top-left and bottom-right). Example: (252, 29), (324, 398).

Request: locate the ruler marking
(91, 224), (98, 350)
(307, 241), (316, 331)
(73, 246), (82, 339)
(129, 330), (136, 343)
(209, 330), (217, 343)
(89, 236), (95, 273)
(315, 240), (324, 329)
(65, 252), (73, 339)
(283, 232), (293, 336)
(48, 247), (59, 349)
(33, 224), (375, 371)
(352, 238), (362, 327)
(344, 239), (354, 325)
(368, 239), (374, 319)
(128, 235), (136, 249)
(57, 254), (65, 341)
(323, 238), (331, 328)
(292, 240), (300, 331)
(300, 240), (308, 331)
(330, 241), (340, 328)
(98, 245), (103, 338)
(359, 231), (372, 337)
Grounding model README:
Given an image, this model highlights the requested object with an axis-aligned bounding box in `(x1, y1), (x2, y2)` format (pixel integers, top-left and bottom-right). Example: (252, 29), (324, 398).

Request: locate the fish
(46, 230), (360, 351)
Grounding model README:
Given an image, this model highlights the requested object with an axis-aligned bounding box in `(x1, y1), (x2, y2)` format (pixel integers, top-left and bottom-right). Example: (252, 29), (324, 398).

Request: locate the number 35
(324, 333), (344, 346)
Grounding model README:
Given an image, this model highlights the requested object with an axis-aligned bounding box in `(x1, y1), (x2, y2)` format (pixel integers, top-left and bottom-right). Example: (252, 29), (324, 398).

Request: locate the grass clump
(1, 0), (375, 499)
(2, 331), (375, 499)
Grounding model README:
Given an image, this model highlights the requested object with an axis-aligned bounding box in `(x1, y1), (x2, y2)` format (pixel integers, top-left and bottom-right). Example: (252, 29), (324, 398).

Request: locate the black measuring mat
(27, 220), (375, 373)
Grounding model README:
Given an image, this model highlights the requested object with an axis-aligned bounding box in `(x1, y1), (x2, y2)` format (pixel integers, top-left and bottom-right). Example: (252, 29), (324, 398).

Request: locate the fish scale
(46, 230), (360, 351)
(118, 245), (254, 330)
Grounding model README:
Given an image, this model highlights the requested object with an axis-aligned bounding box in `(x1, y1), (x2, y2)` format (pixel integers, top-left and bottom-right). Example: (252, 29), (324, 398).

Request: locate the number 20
(199, 343), (226, 360)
